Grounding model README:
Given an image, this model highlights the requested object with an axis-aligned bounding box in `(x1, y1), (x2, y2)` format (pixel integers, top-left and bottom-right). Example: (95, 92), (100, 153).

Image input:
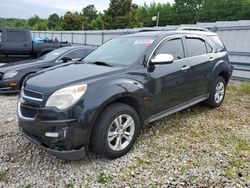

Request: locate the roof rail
(176, 27), (210, 32)
(138, 29), (162, 32)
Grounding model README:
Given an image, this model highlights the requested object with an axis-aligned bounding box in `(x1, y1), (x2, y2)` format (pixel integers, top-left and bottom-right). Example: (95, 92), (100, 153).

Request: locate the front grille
(20, 105), (37, 119)
(19, 88), (44, 119)
(23, 89), (43, 100)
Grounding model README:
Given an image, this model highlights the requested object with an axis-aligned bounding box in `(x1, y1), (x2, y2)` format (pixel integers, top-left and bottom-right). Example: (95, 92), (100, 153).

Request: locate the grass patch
(179, 165), (188, 174)
(239, 82), (250, 94)
(24, 184), (32, 188)
(0, 171), (9, 183)
(224, 168), (238, 179)
(65, 183), (75, 188)
(235, 139), (250, 151)
(96, 172), (112, 184)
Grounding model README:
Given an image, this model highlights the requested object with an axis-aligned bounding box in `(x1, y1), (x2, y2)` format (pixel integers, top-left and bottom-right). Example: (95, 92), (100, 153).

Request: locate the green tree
(241, 0), (250, 19)
(82, 5), (98, 22)
(90, 14), (105, 30)
(28, 15), (41, 28)
(63, 11), (84, 30)
(138, 2), (176, 27)
(199, 0), (247, 22)
(103, 0), (143, 29)
(174, 0), (202, 24)
(48, 13), (62, 30)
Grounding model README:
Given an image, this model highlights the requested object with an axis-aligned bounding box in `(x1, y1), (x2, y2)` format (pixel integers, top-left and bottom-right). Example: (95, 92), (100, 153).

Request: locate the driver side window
(156, 38), (185, 60)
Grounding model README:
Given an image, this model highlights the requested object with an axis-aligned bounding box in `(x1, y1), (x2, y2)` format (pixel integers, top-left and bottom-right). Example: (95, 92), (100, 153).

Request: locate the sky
(0, 0), (174, 19)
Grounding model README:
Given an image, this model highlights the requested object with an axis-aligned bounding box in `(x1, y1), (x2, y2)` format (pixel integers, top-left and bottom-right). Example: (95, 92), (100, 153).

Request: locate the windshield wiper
(91, 61), (113, 67)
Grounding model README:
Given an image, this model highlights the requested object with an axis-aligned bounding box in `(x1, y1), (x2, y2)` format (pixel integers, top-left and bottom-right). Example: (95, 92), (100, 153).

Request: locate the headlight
(2, 70), (18, 79)
(46, 84), (87, 110)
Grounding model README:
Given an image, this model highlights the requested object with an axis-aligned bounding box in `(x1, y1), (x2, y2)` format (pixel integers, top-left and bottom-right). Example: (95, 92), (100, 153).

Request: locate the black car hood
(25, 63), (125, 95)
(0, 59), (51, 73)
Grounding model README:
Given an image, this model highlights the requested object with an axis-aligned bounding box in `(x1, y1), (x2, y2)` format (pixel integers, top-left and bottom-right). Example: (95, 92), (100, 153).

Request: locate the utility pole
(156, 12), (160, 27)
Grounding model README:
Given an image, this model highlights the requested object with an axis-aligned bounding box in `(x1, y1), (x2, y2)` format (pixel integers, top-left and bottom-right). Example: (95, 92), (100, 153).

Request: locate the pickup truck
(0, 28), (70, 63)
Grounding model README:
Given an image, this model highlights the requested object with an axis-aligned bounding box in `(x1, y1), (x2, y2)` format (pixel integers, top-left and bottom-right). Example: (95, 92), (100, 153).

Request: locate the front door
(4, 29), (32, 55)
(145, 36), (192, 115)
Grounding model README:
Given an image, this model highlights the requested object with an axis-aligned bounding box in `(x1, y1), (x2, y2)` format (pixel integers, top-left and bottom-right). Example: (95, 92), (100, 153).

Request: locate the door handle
(181, 65), (190, 72)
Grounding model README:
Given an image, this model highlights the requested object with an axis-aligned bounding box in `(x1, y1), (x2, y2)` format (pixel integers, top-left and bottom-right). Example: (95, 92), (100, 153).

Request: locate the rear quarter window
(208, 35), (225, 52)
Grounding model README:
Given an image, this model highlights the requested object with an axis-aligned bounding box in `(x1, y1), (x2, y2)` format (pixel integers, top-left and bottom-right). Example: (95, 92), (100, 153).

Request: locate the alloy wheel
(107, 114), (135, 151)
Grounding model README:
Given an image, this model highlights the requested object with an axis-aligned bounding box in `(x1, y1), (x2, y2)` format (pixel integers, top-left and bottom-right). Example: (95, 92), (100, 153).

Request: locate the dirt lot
(0, 83), (249, 188)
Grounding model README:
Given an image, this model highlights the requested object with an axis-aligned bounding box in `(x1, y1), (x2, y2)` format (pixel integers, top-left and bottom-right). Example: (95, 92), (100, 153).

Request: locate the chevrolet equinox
(18, 30), (233, 160)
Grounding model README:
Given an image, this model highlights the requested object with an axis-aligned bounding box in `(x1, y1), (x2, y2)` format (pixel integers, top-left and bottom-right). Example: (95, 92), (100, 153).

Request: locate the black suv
(18, 30), (233, 160)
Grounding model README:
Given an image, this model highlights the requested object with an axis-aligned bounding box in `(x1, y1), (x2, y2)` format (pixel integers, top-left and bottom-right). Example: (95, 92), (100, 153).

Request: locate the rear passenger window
(0, 31), (2, 42)
(7, 31), (27, 43)
(156, 38), (184, 60)
(186, 38), (207, 57)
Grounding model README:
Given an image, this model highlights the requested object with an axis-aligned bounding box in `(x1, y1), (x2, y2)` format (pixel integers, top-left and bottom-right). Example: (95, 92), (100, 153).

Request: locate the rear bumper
(20, 126), (87, 160)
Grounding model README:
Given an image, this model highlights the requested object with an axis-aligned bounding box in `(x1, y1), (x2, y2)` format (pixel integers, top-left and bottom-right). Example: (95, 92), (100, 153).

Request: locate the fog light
(45, 129), (67, 138)
(45, 132), (59, 138)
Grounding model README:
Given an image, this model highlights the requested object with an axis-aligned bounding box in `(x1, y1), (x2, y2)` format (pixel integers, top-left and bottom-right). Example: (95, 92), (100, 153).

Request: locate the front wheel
(205, 76), (226, 108)
(92, 103), (140, 159)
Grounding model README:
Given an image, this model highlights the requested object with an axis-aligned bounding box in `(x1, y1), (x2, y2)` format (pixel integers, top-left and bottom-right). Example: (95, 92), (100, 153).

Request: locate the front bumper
(20, 126), (86, 160)
(0, 80), (20, 94)
(18, 98), (91, 160)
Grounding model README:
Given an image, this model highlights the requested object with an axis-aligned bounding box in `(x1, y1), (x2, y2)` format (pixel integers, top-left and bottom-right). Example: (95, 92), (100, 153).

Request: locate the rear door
(4, 29), (32, 55)
(184, 35), (215, 99)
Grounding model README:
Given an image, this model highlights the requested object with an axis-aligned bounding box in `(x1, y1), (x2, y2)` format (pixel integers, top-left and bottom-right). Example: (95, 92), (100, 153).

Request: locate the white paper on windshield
(52, 52), (60, 56)
(134, 40), (154, 45)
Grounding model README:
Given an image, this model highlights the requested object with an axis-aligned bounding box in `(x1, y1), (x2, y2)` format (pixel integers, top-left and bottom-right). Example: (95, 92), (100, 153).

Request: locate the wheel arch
(19, 72), (36, 89)
(218, 70), (229, 84)
(213, 60), (230, 84)
(87, 93), (146, 147)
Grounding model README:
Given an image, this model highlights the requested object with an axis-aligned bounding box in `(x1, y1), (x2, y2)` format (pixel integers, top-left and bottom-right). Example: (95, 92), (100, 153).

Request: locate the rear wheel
(205, 76), (226, 108)
(92, 103), (140, 159)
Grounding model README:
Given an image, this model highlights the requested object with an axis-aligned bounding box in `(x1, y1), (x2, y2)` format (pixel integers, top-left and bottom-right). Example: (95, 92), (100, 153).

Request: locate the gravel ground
(0, 83), (249, 188)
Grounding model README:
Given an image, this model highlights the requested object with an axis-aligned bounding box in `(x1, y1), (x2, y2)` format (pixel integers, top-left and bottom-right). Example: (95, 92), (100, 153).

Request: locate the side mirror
(61, 56), (72, 63)
(151, 54), (174, 65)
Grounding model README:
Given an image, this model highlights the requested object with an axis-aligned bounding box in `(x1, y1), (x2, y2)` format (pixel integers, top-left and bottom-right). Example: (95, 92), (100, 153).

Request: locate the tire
(205, 76), (226, 108)
(92, 103), (140, 159)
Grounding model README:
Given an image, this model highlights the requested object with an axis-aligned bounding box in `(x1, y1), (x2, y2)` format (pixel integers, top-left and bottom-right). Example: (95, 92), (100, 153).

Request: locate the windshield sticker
(134, 40), (154, 46)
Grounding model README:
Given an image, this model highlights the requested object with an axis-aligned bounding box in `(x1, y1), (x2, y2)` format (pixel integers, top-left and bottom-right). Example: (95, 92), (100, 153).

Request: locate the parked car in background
(18, 29), (233, 160)
(0, 28), (70, 63)
(0, 46), (96, 94)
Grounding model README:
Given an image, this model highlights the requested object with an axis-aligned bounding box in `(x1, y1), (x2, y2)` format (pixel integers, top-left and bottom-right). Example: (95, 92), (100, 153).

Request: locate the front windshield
(84, 37), (155, 66)
(38, 48), (70, 61)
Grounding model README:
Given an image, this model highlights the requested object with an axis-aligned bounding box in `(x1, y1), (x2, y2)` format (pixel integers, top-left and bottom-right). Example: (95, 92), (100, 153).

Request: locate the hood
(25, 63), (125, 95)
(0, 59), (50, 73)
